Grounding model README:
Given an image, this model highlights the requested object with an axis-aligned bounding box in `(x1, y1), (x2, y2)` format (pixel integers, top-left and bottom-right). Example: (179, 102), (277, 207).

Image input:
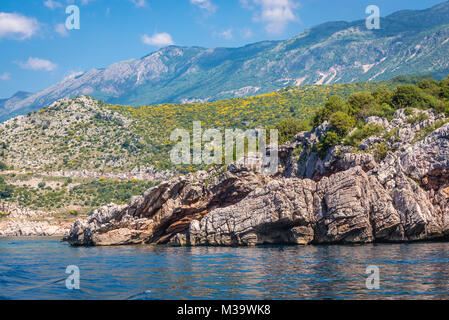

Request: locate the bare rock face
(66, 112), (449, 247)
(0, 203), (71, 237)
(66, 163), (272, 246)
(176, 178), (317, 246)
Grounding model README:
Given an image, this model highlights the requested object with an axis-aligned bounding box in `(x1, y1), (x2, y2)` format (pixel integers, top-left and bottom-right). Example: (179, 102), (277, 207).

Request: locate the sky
(0, 0), (446, 98)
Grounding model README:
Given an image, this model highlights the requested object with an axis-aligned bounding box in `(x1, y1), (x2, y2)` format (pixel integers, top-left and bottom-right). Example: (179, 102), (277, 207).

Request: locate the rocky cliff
(66, 108), (449, 246)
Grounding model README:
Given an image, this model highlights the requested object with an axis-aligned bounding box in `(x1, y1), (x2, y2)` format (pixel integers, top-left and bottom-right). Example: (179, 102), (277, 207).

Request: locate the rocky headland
(65, 108), (449, 246)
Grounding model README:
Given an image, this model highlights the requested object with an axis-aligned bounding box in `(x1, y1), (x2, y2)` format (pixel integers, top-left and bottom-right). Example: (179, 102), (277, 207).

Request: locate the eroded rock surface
(66, 110), (449, 246)
(0, 203), (71, 237)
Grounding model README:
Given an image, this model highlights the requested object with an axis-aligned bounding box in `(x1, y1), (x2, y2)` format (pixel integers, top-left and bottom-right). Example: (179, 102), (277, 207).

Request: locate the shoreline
(2, 234), (448, 248)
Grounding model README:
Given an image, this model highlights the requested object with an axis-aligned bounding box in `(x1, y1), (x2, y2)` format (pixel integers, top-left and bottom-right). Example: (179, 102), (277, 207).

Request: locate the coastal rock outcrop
(66, 110), (449, 246)
(66, 162), (272, 246)
(0, 203), (71, 237)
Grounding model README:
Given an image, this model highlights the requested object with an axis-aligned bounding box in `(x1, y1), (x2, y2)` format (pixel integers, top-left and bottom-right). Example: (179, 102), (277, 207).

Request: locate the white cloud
(18, 57), (57, 72)
(55, 23), (69, 37)
(190, 0), (217, 14)
(217, 29), (233, 40)
(0, 73), (10, 81)
(130, 0), (147, 8)
(142, 32), (174, 47)
(0, 12), (39, 40)
(65, 0), (95, 5)
(241, 27), (253, 38)
(43, 0), (63, 10)
(240, 0), (299, 34)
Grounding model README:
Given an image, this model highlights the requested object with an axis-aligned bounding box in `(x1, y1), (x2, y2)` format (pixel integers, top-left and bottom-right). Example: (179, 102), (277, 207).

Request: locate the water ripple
(1, 239), (449, 299)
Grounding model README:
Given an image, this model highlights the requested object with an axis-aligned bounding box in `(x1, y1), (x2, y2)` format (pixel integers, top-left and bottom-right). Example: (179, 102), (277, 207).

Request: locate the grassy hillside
(0, 74), (447, 216)
(0, 81), (398, 174)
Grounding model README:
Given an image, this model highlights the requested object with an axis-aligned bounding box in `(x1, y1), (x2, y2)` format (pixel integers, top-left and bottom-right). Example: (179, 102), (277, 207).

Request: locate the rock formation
(66, 109), (449, 246)
(0, 203), (71, 237)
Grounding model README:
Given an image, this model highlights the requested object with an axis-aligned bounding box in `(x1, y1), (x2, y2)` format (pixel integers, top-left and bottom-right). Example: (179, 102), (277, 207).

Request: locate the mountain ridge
(2, 1), (449, 122)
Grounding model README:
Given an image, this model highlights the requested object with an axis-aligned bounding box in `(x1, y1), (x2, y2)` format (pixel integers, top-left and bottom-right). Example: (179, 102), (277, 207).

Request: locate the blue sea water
(1, 238), (449, 300)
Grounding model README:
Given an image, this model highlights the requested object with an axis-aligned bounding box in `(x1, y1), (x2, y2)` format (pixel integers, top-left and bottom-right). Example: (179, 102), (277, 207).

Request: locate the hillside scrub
(311, 76), (449, 155)
(273, 118), (312, 144)
(0, 161), (7, 171)
(0, 174), (157, 212)
(0, 82), (393, 174)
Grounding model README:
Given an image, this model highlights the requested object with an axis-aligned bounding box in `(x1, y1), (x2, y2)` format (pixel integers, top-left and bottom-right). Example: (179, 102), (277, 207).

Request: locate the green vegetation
(413, 119), (449, 143)
(0, 161), (7, 171)
(329, 112), (356, 136)
(1, 74), (448, 215)
(374, 143), (389, 161)
(343, 124), (384, 147)
(310, 76), (449, 156)
(0, 176), (14, 199)
(407, 112), (429, 124)
(0, 174), (157, 213)
(273, 118), (311, 144)
(0, 81), (393, 174)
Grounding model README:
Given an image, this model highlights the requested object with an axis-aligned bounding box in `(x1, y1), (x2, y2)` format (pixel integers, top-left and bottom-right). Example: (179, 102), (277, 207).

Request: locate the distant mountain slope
(0, 91), (33, 122)
(0, 81), (390, 173)
(3, 1), (449, 122)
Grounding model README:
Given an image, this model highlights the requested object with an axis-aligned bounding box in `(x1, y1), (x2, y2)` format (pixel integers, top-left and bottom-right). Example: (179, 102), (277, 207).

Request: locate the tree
(347, 91), (374, 115)
(316, 131), (340, 157)
(372, 88), (393, 105)
(274, 118), (312, 144)
(313, 95), (347, 127)
(330, 112), (356, 136)
(0, 177), (13, 199)
(440, 78), (449, 100)
(391, 85), (425, 109)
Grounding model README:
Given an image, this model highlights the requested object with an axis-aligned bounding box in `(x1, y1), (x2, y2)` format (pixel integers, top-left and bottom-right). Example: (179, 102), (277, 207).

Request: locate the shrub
(404, 107), (414, 116)
(374, 143), (389, 161)
(343, 124), (384, 147)
(0, 161), (7, 171)
(347, 91), (374, 115)
(434, 101), (449, 116)
(372, 88), (393, 105)
(274, 118), (312, 144)
(329, 112), (356, 136)
(355, 102), (394, 121)
(391, 85), (425, 109)
(407, 112), (429, 124)
(418, 79), (440, 96)
(313, 95), (347, 127)
(440, 78), (449, 100)
(0, 177), (14, 199)
(316, 131), (340, 157)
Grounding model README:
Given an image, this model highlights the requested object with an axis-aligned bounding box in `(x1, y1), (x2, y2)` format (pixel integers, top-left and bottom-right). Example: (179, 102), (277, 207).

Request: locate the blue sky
(0, 0), (445, 98)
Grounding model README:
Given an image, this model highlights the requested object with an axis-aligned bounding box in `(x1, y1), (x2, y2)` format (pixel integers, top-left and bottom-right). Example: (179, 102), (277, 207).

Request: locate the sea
(1, 238), (449, 300)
